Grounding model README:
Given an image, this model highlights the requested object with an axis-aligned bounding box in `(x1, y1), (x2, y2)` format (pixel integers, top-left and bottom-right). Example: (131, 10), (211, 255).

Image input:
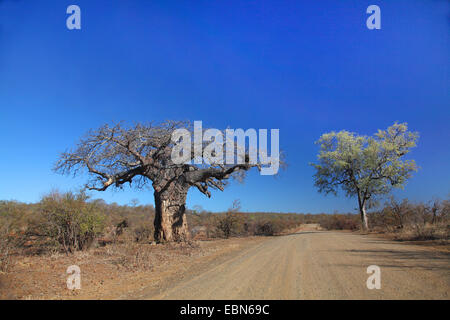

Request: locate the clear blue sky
(0, 0), (449, 213)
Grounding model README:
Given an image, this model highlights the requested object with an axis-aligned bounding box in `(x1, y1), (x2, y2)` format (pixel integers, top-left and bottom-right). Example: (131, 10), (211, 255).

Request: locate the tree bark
(360, 203), (369, 231)
(153, 181), (190, 242)
(357, 191), (369, 231)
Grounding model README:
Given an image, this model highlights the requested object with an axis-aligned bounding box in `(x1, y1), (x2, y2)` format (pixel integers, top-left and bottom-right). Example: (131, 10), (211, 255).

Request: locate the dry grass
(388, 223), (449, 241)
(0, 237), (258, 300)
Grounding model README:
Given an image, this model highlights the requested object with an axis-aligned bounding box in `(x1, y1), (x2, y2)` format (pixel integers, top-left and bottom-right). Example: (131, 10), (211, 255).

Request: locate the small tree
(311, 122), (419, 230)
(382, 197), (412, 229)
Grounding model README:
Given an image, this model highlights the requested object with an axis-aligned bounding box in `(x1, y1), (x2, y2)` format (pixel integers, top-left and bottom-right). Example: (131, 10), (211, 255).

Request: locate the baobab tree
(311, 122), (419, 230)
(55, 121), (277, 242)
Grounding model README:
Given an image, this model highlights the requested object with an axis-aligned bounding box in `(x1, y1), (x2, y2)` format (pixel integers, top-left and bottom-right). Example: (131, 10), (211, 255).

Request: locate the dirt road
(141, 229), (449, 299)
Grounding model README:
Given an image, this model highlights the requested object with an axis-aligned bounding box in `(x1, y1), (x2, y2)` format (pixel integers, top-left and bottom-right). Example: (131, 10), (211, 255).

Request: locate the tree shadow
(334, 247), (450, 272)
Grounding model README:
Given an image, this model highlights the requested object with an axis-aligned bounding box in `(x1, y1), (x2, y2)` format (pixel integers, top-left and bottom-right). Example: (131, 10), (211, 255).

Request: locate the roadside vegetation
(0, 191), (303, 274)
(1, 190), (448, 276)
(368, 197), (450, 241)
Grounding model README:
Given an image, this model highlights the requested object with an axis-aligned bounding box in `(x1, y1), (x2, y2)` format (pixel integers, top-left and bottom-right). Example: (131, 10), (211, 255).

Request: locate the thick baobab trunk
(153, 182), (190, 242)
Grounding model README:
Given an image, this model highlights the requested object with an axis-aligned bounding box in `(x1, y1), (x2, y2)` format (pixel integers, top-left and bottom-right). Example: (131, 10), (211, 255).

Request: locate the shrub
(368, 197), (450, 241)
(33, 190), (106, 253)
(255, 221), (275, 236)
(115, 219), (129, 237)
(319, 214), (359, 231)
(134, 223), (153, 243)
(0, 201), (29, 271)
(215, 212), (241, 238)
(0, 223), (13, 272)
(410, 223), (437, 240)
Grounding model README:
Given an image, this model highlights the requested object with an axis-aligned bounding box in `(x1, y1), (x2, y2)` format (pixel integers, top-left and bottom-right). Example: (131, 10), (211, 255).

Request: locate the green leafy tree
(311, 122), (419, 230)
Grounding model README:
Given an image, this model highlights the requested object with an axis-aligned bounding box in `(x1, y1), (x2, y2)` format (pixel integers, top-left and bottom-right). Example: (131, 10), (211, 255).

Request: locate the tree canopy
(54, 120), (276, 242)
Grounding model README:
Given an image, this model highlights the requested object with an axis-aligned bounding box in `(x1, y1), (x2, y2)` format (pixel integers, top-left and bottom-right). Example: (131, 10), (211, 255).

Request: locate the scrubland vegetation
(1, 190), (448, 275)
(0, 191), (302, 273)
(368, 197), (450, 241)
(1, 190), (448, 300)
(312, 197), (450, 242)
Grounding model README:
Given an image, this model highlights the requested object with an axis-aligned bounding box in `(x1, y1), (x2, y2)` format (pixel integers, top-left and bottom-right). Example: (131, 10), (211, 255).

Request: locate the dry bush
(383, 197), (412, 230)
(187, 207), (216, 239)
(0, 225), (28, 272)
(188, 201), (304, 239)
(215, 211), (242, 238)
(254, 221), (275, 236)
(28, 190), (106, 254)
(0, 201), (30, 271)
(214, 200), (244, 238)
(319, 214), (359, 231)
(254, 219), (298, 235)
(410, 224), (437, 240)
(99, 242), (154, 271)
(98, 219), (132, 246)
(407, 220), (448, 241)
(1, 192), (158, 256)
(0, 224), (13, 272)
(134, 223), (153, 243)
(370, 197), (450, 241)
(213, 211), (303, 238)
